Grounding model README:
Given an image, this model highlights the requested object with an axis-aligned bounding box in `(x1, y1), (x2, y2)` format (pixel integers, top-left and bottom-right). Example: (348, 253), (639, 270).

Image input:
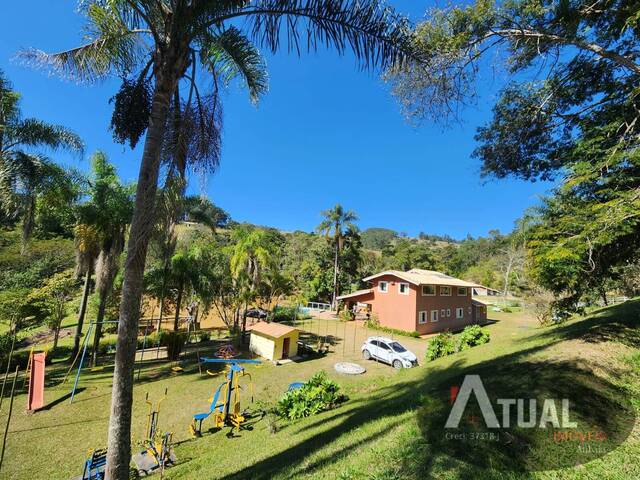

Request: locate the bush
(277, 371), (347, 420)
(364, 314), (420, 338)
(0, 332), (14, 361)
(270, 306), (298, 322)
(425, 332), (456, 361)
(198, 330), (211, 342)
(159, 331), (188, 360)
(457, 325), (490, 351)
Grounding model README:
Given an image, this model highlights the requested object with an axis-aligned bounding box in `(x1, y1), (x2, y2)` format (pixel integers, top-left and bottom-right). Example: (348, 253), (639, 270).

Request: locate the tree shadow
(529, 299), (640, 349)
(215, 327), (636, 479)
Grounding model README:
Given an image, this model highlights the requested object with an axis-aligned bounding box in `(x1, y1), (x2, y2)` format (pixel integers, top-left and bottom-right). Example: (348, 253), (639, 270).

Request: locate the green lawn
(2, 302), (639, 479)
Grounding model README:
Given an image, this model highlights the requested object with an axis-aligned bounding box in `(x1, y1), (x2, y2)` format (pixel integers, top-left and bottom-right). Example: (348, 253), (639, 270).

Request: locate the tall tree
(316, 204), (358, 308)
(71, 223), (100, 359)
(389, 0), (640, 306)
(0, 70), (83, 254)
(229, 225), (280, 333)
(75, 152), (134, 367)
(25, 3), (414, 475)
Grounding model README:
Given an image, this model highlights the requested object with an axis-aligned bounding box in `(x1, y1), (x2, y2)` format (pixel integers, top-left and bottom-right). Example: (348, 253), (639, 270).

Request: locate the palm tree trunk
(91, 292), (108, 368)
(173, 281), (184, 332)
(332, 238), (339, 309)
(20, 195), (36, 255)
(105, 73), (176, 480)
(72, 269), (92, 359)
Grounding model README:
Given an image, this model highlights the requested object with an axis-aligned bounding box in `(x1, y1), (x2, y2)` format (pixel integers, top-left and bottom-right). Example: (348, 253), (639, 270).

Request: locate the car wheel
(362, 349), (371, 360)
(392, 359), (403, 370)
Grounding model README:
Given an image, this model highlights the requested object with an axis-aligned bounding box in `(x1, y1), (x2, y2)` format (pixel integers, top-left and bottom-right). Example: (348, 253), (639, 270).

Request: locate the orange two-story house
(337, 269), (487, 335)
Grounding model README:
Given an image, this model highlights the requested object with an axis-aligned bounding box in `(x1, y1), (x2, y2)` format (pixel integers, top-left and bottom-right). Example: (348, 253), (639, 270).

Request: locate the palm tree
(71, 223), (100, 360)
(316, 204), (358, 308)
(24, 3), (414, 476)
(74, 152), (134, 367)
(0, 70), (83, 254)
(230, 226), (279, 334)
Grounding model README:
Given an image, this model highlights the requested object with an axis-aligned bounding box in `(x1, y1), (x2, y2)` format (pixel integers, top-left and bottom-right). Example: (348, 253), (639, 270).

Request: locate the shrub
(364, 315), (420, 338)
(159, 331), (188, 360)
(425, 332), (456, 361)
(457, 325), (490, 351)
(271, 306), (296, 322)
(277, 371), (347, 420)
(198, 330), (211, 342)
(0, 333), (14, 361)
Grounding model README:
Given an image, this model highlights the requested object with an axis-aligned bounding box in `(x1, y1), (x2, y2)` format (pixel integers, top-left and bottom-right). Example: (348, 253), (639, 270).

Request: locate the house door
(282, 337), (290, 359)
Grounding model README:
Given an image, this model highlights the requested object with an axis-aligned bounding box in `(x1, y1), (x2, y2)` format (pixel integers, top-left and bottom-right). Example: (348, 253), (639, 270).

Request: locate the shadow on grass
(214, 302), (639, 479)
(531, 299), (640, 349)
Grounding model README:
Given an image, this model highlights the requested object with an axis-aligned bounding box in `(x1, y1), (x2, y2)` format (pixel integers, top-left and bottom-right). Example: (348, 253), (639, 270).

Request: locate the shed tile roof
(248, 321), (298, 339)
(336, 288), (373, 300)
(362, 269), (479, 288)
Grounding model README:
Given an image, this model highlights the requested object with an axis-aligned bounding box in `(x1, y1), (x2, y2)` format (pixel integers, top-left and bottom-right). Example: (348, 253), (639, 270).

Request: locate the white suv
(361, 336), (418, 369)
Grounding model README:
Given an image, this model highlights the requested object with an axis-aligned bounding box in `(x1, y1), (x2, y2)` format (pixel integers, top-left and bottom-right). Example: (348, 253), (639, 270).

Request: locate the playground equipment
(26, 351), (46, 411)
(69, 320), (119, 403)
(74, 448), (107, 480)
(133, 388), (176, 476)
(190, 358), (261, 436)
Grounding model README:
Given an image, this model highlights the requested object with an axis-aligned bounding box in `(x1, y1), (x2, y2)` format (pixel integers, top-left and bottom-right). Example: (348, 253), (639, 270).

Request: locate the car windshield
(390, 342), (406, 352)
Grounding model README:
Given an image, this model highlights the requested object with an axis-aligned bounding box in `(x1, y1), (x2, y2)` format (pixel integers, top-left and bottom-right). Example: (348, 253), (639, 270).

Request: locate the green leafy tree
(316, 204), (359, 308)
(389, 0), (640, 307)
(24, 2), (414, 474)
(361, 227), (397, 250)
(28, 270), (77, 348)
(381, 238), (437, 271)
(182, 195), (230, 231)
(0, 70), (83, 254)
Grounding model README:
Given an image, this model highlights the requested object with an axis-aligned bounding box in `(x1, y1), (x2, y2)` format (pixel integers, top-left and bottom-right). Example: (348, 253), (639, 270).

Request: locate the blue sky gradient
(0, 1), (553, 239)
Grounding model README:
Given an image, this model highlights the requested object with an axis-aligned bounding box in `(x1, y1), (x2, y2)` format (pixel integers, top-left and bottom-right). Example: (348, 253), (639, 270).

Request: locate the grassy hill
(2, 301), (639, 479)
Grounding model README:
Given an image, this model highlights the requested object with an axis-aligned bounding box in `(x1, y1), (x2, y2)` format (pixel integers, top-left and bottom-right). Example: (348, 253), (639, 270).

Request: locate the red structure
(27, 352), (46, 411)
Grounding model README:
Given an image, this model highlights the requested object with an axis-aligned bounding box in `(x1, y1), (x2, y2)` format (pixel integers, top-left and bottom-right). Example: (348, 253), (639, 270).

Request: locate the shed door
(282, 337), (290, 359)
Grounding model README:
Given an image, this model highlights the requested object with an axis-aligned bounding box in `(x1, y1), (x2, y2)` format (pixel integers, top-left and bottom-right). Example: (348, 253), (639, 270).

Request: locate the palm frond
(206, 0), (416, 71)
(19, 2), (150, 81)
(7, 119), (84, 153)
(200, 26), (269, 104)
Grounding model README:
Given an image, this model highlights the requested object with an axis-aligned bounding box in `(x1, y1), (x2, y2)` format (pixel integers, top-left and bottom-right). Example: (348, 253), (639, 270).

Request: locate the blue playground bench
(80, 449), (107, 480)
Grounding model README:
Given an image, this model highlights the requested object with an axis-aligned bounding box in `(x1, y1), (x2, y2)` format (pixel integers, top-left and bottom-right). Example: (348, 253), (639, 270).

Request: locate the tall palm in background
(230, 226), (279, 333)
(24, 2), (414, 476)
(74, 152), (134, 367)
(0, 70), (83, 254)
(316, 204), (358, 308)
(71, 223), (101, 359)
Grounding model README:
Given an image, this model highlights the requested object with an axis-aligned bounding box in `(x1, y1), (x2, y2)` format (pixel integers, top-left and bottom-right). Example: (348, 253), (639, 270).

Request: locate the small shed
(249, 322), (299, 361)
(472, 298), (489, 324)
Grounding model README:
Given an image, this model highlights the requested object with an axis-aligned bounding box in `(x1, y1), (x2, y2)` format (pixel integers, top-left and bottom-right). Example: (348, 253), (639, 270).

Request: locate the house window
(422, 285), (436, 296)
(440, 309), (445, 318)
(440, 286), (451, 296)
(398, 283), (410, 295)
(457, 287), (468, 296)
(379, 281), (388, 293)
(446, 308), (451, 317)
(418, 311), (427, 324)
(431, 310), (439, 322)
(456, 308), (464, 319)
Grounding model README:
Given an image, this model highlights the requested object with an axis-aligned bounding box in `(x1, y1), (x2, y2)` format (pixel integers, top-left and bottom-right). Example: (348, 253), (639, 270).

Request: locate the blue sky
(0, 1), (552, 239)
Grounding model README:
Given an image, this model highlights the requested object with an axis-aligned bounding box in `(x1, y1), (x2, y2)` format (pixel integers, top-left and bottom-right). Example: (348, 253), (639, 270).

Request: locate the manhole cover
(334, 362), (366, 375)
